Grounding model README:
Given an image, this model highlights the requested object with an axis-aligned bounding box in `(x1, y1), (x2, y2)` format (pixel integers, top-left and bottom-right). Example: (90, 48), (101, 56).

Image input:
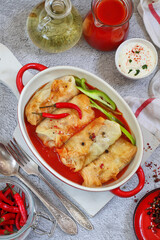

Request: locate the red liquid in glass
(83, 0), (130, 51)
(96, 0), (126, 25)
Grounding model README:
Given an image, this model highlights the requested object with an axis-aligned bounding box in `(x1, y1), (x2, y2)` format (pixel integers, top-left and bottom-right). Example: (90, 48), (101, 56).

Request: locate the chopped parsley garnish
(128, 69), (133, 74)
(129, 59), (132, 63)
(134, 69), (140, 76)
(135, 51), (140, 54)
(142, 64), (148, 69)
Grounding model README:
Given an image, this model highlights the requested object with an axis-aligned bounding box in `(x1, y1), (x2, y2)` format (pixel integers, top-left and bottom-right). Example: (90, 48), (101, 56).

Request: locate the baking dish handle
(111, 166), (145, 198)
(16, 63), (48, 93)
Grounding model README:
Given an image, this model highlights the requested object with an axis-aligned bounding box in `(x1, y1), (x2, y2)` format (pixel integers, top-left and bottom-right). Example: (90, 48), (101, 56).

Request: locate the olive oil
(27, 0), (82, 53)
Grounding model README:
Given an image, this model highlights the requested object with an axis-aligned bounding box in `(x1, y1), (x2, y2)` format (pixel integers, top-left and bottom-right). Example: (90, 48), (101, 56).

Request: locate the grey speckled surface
(0, 0), (160, 239)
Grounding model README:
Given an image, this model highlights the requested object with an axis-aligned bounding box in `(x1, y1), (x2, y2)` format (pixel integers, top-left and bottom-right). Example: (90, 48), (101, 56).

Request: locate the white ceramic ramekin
(115, 38), (158, 80)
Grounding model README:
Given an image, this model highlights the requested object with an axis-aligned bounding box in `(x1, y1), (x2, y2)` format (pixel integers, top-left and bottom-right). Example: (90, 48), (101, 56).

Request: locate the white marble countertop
(0, 0), (160, 239)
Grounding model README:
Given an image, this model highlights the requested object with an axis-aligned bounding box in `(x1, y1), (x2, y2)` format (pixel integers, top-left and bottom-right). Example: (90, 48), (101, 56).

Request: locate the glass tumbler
(148, 70), (160, 97)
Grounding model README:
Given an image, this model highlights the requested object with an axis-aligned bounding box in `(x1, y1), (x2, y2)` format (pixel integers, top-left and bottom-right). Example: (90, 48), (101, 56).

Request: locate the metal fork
(7, 138), (93, 231)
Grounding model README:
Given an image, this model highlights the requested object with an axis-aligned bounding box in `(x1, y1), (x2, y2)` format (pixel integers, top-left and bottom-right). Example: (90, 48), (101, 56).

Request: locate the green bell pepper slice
(77, 86), (116, 110)
(119, 126), (136, 145)
(75, 77), (116, 110)
(90, 100), (122, 125)
(74, 77), (88, 90)
(74, 76), (82, 86)
(80, 78), (88, 90)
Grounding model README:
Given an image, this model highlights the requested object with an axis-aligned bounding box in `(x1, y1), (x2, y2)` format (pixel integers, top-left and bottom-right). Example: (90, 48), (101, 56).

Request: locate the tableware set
(7, 138), (93, 231)
(0, 143), (77, 235)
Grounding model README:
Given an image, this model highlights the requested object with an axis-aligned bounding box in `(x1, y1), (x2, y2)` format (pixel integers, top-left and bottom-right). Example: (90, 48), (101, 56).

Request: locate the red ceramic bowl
(16, 63), (145, 197)
(134, 188), (160, 240)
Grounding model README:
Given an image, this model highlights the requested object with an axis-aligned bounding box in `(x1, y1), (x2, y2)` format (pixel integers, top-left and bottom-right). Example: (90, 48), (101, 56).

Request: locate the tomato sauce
(25, 83), (132, 186)
(83, 0), (132, 51)
(96, 0), (126, 26)
(25, 118), (84, 185)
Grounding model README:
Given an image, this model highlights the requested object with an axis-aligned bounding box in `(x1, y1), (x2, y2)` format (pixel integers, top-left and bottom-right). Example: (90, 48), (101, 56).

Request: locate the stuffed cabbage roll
(81, 137), (137, 187)
(36, 94), (95, 148)
(57, 117), (121, 172)
(25, 75), (79, 125)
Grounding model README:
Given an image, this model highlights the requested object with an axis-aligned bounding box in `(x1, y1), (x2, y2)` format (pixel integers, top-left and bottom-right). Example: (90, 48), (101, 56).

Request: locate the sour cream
(116, 39), (158, 79)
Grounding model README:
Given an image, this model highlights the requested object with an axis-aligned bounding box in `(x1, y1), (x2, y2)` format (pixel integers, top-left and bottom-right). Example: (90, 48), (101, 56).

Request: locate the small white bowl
(115, 38), (158, 80)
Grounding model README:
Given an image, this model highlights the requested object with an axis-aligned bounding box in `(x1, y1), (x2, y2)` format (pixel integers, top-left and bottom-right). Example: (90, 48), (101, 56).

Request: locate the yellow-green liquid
(27, 1), (82, 53)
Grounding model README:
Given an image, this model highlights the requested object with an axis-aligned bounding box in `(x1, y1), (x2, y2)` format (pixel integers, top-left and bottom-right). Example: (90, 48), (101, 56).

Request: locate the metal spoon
(9, 138), (93, 231)
(0, 143), (77, 235)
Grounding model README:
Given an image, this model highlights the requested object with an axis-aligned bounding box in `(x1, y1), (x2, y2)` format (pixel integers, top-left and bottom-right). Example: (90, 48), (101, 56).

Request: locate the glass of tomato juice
(83, 0), (133, 51)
